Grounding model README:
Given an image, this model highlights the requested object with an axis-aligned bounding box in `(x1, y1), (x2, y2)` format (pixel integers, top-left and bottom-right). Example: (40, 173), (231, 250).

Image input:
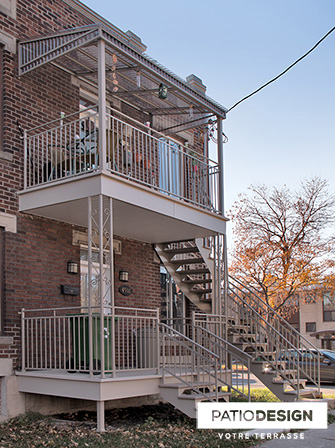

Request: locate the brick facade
(0, 0), (213, 422)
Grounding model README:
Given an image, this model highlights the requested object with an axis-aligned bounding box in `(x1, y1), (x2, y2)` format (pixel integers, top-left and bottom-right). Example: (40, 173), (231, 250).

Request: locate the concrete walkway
(251, 422), (335, 448)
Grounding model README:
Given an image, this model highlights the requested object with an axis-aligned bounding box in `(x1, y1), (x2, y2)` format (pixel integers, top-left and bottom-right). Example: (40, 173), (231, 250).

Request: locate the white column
(217, 116), (224, 214)
(88, 197), (93, 377)
(98, 39), (107, 171)
(109, 197), (116, 377)
(97, 401), (105, 432)
(99, 194), (105, 379)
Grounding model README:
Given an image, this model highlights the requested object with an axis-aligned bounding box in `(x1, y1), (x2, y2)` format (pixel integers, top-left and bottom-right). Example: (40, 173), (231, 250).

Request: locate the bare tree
(229, 177), (335, 313)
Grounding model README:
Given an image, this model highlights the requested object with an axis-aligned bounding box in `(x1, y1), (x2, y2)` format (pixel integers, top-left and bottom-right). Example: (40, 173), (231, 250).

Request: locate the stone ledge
(0, 150), (13, 162)
(0, 336), (14, 345)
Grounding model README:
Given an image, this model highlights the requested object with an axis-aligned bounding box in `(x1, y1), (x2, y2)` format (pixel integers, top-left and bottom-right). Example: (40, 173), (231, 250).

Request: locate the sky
(81, 0), (335, 248)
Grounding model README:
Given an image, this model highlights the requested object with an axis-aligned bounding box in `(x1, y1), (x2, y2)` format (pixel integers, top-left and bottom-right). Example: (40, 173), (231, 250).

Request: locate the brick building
(0, 0), (323, 431)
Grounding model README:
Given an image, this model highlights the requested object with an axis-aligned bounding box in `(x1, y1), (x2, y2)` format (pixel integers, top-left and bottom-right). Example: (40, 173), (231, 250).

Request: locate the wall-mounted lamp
(67, 260), (79, 274)
(119, 270), (129, 282)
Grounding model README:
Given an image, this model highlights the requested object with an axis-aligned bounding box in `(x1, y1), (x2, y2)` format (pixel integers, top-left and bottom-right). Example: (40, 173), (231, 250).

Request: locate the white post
(23, 130), (27, 189)
(99, 195), (105, 379)
(98, 39), (107, 171)
(109, 197), (116, 377)
(217, 116), (224, 214)
(97, 401), (105, 432)
(21, 308), (26, 372)
(88, 197), (93, 377)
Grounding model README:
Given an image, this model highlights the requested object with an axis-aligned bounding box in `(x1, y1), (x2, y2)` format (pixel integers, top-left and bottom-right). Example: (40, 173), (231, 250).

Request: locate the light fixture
(67, 260), (79, 274)
(136, 71), (141, 88)
(158, 83), (168, 99)
(119, 270), (129, 282)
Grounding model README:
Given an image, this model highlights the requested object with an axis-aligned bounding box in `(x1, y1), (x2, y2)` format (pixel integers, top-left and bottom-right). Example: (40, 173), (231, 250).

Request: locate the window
(0, 45), (4, 150)
(305, 322), (316, 333)
(323, 293), (335, 322)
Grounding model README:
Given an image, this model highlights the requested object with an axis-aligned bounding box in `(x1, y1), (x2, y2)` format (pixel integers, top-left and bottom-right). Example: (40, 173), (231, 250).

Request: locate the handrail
(160, 323), (232, 402)
(20, 304), (158, 315)
(227, 277), (321, 393)
(229, 275), (321, 350)
(193, 322), (251, 401)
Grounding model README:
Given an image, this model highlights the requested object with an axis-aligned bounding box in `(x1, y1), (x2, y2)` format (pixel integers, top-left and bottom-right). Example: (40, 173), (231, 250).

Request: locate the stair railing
(192, 314), (251, 401)
(160, 323), (231, 402)
(227, 276), (321, 395)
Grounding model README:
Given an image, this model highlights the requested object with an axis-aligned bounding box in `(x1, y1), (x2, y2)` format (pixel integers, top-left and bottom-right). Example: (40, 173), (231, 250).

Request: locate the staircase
(155, 240), (213, 313)
(159, 323), (250, 418)
(155, 237), (322, 411)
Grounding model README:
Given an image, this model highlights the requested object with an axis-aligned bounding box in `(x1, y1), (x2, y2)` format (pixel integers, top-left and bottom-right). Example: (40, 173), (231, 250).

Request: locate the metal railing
(193, 313), (251, 401)
(21, 305), (159, 376)
(227, 276), (321, 396)
(24, 107), (220, 213)
(160, 323), (232, 402)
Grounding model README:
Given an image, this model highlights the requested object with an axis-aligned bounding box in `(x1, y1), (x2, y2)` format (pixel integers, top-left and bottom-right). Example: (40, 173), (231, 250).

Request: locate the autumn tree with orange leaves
(229, 177), (335, 314)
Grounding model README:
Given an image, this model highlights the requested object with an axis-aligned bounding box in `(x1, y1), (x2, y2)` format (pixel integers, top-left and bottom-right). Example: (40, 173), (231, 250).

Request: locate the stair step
(171, 258), (204, 265)
(179, 391), (230, 401)
(284, 388), (319, 397)
(183, 278), (212, 284)
(164, 246), (198, 254)
(192, 288), (212, 294)
(178, 268), (210, 275)
(272, 377), (307, 386)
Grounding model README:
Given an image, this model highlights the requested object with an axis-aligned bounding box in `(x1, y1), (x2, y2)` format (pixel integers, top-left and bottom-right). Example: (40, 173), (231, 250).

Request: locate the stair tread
(284, 388), (319, 396)
(179, 392), (230, 400)
(183, 278), (213, 284)
(159, 382), (194, 390)
(179, 268), (210, 275)
(163, 246), (198, 254)
(172, 258), (205, 265)
(272, 378), (307, 385)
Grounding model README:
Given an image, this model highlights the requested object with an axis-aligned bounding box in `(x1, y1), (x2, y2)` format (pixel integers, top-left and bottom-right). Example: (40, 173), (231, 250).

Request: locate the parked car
(273, 349), (335, 383)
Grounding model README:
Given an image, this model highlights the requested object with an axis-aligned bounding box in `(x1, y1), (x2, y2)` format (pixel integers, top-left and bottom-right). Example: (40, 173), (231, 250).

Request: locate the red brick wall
(2, 214), (81, 367)
(114, 237), (161, 310)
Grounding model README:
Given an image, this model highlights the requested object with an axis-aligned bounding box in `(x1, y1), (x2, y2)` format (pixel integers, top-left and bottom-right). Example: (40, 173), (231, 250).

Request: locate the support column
(109, 197), (116, 377)
(217, 116), (224, 215)
(88, 197), (93, 377)
(99, 195), (105, 379)
(98, 38), (107, 171)
(97, 401), (105, 432)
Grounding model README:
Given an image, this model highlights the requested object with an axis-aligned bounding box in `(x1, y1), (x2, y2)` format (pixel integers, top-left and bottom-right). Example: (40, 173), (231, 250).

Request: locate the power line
(227, 26), (335, 113)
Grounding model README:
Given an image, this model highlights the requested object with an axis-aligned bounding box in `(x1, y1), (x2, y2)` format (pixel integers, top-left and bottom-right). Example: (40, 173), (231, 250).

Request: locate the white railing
(227, 276), (321, 396)
(193, 313), (251, 400)
(160, 323), (230, 402)
(24, 108), (220, 213)
(21, 305), (159, 376)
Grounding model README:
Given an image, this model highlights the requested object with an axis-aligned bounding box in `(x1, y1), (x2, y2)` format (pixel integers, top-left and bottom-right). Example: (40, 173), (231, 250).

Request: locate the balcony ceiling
(19, 25), (226, 133)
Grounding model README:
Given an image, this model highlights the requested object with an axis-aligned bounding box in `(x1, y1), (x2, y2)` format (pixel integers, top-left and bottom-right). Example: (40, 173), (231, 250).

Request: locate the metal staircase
(159, 323), (250, 418)
(155, 237), (322, 409)
(155, 240), (213, 313)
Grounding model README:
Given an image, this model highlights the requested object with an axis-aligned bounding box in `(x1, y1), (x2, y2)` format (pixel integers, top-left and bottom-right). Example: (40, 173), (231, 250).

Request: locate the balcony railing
(21, 305), (160, 376)
(24, 107), (220, 213)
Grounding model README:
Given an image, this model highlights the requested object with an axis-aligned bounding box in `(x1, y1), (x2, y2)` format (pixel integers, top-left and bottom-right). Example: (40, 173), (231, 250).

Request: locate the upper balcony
(18, 24), (228, 241)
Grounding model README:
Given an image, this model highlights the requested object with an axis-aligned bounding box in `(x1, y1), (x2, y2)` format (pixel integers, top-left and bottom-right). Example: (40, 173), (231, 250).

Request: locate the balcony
(18, 24), (227, 242)
(24, 106), (220, 213)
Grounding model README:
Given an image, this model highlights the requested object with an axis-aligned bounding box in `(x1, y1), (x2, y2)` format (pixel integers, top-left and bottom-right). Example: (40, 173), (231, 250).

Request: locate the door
(159, 139), (181, 197)
(80, 247), (111, 314)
